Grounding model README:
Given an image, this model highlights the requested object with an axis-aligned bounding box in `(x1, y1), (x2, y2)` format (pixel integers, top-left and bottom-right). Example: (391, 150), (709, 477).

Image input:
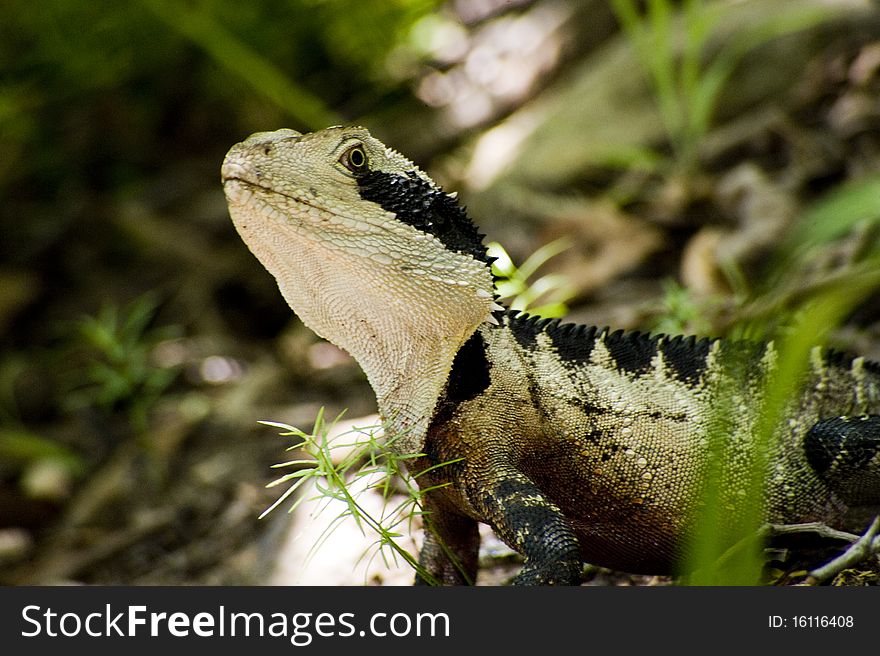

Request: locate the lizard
(221, 126), (880, 585)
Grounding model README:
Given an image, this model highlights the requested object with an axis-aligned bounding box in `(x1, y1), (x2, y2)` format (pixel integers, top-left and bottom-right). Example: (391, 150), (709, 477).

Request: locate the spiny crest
(822, 346), (880, 378)
(507, 310), (880, 400)
(508, 311), (725, 385)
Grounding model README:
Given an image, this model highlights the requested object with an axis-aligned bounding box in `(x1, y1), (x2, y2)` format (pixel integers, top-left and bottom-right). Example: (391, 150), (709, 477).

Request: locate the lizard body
(222, 126), (880, 584)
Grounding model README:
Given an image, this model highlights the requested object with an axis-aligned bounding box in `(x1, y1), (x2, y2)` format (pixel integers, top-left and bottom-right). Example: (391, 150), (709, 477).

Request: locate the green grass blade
(141, 0), (342, 130)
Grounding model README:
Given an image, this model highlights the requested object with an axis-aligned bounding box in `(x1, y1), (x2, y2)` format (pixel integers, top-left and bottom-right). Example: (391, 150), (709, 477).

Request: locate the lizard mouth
(223, 176), (398, 241)
(219, 160), (251, 185)
(221, 154), (317, 210)
(222, 176), (336, 219)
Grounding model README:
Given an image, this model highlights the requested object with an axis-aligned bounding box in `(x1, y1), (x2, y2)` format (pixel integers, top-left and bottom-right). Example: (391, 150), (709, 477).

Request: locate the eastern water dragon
(221, 126), (880, 585)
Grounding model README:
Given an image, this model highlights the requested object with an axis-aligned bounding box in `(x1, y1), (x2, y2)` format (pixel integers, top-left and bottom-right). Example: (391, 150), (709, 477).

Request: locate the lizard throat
(225, 192), (498, 455)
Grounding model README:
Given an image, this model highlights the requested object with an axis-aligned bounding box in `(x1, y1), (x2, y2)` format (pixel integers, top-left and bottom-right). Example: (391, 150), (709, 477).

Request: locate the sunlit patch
(197, 355), (244, 385)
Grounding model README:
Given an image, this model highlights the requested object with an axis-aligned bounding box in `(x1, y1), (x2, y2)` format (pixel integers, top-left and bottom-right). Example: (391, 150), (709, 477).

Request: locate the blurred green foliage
(141, 0), (439, 129)
(609, 0), (832, 174)
(488, 238), (575, 318)
(63, 294), (181, 432)
(786, 173), (880, 256)
(0, 0), (439, 265)
(652, 279), (715, 337)
(0, 429), (85, 489)
(0, 0), (443, 438)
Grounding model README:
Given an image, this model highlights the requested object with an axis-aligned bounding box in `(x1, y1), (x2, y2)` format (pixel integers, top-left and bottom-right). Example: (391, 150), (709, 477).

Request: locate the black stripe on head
(659, 335), (713, 385)
(357, 170), (488, 263)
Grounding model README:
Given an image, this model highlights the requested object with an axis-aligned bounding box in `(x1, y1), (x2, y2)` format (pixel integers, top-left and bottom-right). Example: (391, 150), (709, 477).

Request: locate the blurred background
(2, 0), (880, 585)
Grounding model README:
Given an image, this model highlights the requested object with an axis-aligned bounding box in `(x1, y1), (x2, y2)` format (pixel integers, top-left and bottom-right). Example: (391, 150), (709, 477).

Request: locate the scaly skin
(222, 126), (880, 585)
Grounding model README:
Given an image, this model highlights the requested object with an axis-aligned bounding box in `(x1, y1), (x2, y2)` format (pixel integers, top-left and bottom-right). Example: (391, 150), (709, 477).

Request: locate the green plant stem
(686, 265), (880, 585)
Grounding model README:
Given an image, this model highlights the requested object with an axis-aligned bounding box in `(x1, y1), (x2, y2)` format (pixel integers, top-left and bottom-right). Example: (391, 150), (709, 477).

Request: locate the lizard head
(222, 126), (499, 453)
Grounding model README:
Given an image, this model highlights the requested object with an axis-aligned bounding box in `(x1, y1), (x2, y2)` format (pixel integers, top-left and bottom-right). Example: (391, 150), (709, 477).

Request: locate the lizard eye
(339, 144), (368, 174)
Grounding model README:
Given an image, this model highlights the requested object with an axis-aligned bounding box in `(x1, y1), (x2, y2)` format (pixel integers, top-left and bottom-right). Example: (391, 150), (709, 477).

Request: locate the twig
(762, 521), (860, 544)
(802, 516), (880, 586)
